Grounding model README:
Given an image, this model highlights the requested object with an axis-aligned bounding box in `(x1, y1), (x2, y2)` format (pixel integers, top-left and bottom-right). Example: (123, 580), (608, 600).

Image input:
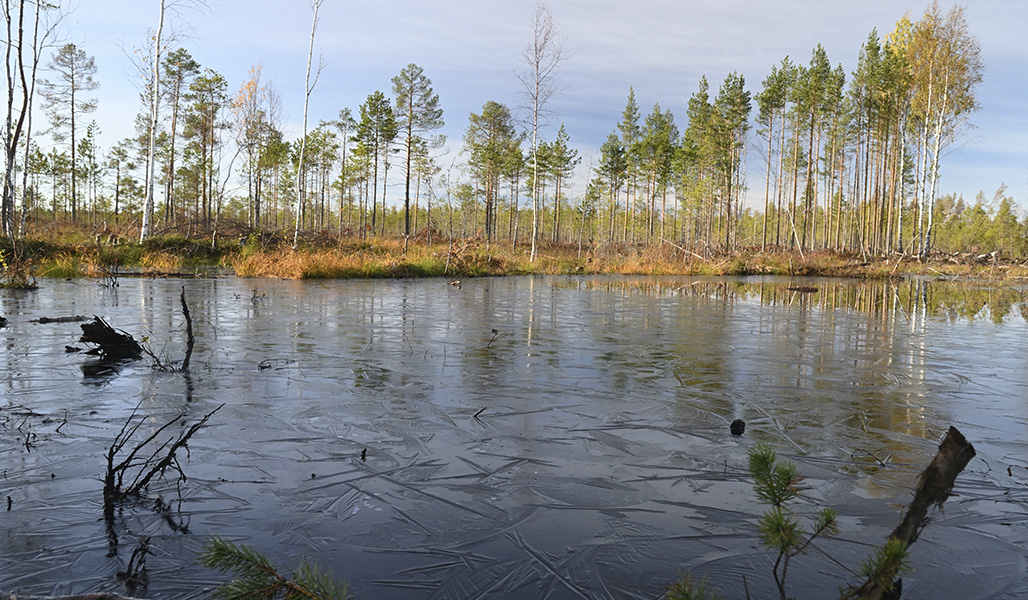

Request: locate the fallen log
(844, 426), (976, 599)
(32, 315), (88, 324)
(79, 317), (142, 360)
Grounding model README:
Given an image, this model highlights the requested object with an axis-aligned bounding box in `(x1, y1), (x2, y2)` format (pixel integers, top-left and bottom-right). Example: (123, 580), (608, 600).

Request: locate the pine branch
(200, 537), (350, 600)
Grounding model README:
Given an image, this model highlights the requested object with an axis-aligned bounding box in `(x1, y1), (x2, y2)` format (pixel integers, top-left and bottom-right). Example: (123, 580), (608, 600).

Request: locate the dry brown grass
(140, 251), (183, 273)
(229, 241), (1028, 281)
(12, 220), (1028, 281)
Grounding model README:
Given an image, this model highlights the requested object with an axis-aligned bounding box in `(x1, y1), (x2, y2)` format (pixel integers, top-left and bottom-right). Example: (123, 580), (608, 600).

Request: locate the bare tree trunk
(139, 0), (165, 242)
(2, 0), (27, 239)
(518, 2), (564, 262)
(292, 0), (322, 249)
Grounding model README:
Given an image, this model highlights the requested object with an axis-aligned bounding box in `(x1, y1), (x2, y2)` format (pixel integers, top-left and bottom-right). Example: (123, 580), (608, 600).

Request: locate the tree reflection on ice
(1, 275), (1027, 599)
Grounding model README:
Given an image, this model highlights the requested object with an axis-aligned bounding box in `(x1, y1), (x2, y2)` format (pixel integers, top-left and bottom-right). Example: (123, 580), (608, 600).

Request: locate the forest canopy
(3, 1), (1019, 258)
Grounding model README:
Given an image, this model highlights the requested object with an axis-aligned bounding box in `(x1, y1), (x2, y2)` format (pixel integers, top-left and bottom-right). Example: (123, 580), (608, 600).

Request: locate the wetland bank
(2, 275), (1028, 599)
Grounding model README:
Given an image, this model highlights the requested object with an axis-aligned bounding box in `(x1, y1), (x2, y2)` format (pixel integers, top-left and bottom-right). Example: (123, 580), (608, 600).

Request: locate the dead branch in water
(843, 426), (976, 600)
(103, 402), (223, 514)
(180, 287), (194, 371)
(141, 287), (195, 372)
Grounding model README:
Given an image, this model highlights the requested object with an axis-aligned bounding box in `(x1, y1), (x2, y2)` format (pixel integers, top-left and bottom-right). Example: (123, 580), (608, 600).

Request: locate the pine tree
(618, 87), (642, 241)
(391, 63), (444, 242)
(162, 48), (199, 227)
(596, 132), (626, 242)
(547, 123), (580, 242)
(182, 68), (228, 227)
(639, 104), (678, 241)
(756, 58), (793, 249)
(463, 100), (519, 241)
(713, 72), (751, 248)
(42, 42), (98, 223)
(355, 91), (398, 235)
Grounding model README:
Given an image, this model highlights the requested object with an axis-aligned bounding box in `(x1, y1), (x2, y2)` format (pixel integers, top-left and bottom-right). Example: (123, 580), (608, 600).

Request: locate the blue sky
(71, 0), (1027, 209)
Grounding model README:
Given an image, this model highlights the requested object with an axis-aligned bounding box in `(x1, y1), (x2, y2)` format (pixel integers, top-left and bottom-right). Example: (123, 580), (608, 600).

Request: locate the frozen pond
(2, 275), (1028, 599)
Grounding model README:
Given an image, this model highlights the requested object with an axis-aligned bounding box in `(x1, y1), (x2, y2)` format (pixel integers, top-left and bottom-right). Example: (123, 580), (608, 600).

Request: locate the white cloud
(63, 0), (1028, 207)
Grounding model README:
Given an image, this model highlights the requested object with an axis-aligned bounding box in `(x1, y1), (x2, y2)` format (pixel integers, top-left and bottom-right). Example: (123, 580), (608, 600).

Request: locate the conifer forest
(3, 1), (1020, 259)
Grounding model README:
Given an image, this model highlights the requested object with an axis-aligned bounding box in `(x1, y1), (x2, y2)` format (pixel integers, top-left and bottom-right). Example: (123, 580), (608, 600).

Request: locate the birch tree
(904, 2), (983, 258)
(140, 0), (206, 241)
(516, 1), (566, 261)
(139, 0), (166, 241)
(2, 0), (63, 238)
(292, 0), (324, 249)
(231, 63), (276, 228)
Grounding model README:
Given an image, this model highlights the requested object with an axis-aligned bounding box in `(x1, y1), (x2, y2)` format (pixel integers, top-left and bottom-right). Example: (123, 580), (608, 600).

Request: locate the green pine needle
(200, 537), (350, 600)
(859, 538), (910, 591)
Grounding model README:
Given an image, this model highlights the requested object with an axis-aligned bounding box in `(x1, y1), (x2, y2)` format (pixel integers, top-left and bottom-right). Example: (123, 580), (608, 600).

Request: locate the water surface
(2, 275), (1027, 599)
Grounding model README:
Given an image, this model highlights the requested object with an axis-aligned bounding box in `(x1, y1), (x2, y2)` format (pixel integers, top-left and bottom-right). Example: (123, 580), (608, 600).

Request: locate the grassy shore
(3, 229), (1028, 286)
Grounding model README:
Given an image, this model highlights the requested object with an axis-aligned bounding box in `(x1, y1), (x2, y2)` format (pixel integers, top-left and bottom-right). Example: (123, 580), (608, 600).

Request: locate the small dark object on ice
(65, 345), (82, 353)
(80, 316), (142, 360)
(0, 316), (7, 328)
(730, 419), (745, 435)
(361, 448), (367, 461)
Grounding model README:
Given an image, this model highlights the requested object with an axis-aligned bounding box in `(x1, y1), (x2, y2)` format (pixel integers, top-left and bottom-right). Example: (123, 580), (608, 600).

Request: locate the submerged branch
(104, 403), (224, 511)
(180, 286), (194, 371)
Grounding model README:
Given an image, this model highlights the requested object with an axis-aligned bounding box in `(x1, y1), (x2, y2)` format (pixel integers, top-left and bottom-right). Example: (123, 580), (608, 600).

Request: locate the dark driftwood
(179, 287), (194, 371)
(846, 426), (976, 600)
(32, 315), (88, 324)
(79, 317), (142, 360)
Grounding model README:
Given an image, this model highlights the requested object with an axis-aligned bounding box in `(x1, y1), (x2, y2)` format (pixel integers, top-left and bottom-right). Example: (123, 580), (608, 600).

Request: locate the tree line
(5, 1), (1018, 258)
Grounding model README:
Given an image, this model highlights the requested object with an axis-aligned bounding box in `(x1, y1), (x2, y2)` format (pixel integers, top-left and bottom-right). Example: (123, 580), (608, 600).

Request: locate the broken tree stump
(79, 317), (142, 360)
(845, 426), (976, 600)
